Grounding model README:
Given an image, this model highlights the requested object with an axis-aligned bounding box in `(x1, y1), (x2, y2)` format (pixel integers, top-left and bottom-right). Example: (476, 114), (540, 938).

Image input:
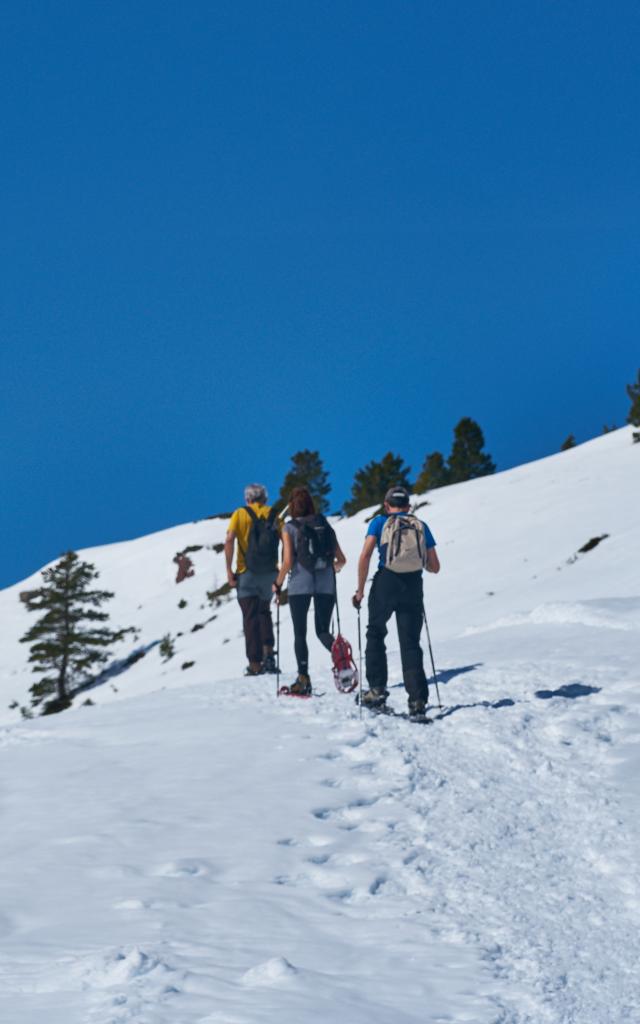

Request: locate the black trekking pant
(365, 568), (428, 702)
(238, 596), (275, 664)
(288, 593), (335, 675)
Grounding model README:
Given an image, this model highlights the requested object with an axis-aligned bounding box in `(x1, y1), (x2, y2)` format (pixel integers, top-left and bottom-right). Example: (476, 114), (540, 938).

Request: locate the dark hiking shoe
(290, 674), (312, 696)
(360, 688), (388, 708)
(244, 662), (264, 677)
(261, 653), (278, 674)
(408, 698), (429, 721)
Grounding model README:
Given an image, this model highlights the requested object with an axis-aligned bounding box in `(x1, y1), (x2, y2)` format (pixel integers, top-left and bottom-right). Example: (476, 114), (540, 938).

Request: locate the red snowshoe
(331, 634), (359, 693)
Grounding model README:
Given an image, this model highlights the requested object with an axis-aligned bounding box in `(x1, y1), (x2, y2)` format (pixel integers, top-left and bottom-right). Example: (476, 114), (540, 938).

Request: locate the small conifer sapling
(159, 634), (175, 662)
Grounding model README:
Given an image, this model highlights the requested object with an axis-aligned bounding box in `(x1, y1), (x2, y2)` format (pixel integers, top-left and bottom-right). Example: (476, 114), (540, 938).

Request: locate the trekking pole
(422, 599), (442, 708)
(275, 595), (281, 698)
(333, 568), (342, 636)
(356, 603), (363, 719)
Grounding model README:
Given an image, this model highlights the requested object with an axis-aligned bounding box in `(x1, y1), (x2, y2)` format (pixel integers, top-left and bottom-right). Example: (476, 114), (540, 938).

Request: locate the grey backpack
(381, 514), (427, 573)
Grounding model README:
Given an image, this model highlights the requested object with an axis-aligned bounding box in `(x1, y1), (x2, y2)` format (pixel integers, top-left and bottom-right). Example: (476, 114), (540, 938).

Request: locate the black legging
(288, 593), (335, 674)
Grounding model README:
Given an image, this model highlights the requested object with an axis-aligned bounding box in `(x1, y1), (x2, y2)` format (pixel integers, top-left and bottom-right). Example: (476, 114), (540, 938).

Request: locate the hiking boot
(244, 662), (263, 676)
(261, 653), (277, 674)
(360, 687), (388, 708)
(290, 674), (312, 696)
(408, 698), (428, 721)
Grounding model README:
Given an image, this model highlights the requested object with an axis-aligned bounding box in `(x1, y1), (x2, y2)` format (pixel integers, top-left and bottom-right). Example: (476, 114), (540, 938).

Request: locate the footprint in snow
(311, 807), (332, 820)
(368, 874), (387, 896)
(307, 853), (331, 864)
(152, 858), (213, 878)
(326, 887), (353, 902)
(311, 796), (380, 830)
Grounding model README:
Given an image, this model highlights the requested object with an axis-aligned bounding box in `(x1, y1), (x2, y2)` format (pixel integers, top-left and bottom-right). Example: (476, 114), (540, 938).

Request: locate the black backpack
(292, 514), (337, 572)
(243, 506), (280, 573)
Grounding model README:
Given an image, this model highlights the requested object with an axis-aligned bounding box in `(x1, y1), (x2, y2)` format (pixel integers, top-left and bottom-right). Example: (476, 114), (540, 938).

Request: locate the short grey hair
(244, 482), (268, 504)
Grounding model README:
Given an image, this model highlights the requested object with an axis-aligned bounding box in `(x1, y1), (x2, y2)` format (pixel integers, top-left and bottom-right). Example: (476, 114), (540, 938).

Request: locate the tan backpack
(381, 514), (427, 573)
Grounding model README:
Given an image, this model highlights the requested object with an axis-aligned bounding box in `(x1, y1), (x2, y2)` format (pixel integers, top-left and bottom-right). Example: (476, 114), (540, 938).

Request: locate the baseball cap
(384, 486), (410, 507)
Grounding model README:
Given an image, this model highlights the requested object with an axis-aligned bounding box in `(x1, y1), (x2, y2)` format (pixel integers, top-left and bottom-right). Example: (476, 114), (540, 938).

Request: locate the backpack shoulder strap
(266, 506), (278, 525)
(237, 505), (258, 557)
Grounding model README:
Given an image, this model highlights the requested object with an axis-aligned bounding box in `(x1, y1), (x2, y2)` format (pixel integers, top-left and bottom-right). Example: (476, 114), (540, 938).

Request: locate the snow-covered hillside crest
(1, 427), (638, 718)
(1, 427), (639, 1023)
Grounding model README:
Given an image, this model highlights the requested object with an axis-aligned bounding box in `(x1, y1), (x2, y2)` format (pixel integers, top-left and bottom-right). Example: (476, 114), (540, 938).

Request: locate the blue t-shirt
(367, 513), (436, 570)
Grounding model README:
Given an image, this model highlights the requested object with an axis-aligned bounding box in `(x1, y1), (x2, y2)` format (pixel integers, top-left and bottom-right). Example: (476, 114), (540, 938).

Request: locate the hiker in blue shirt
(353, 486), (440, 718)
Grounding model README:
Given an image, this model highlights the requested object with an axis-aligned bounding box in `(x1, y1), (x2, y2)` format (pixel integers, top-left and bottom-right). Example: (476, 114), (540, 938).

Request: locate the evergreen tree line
(281, 370), (640, 514)
(277, 416), (496, 518)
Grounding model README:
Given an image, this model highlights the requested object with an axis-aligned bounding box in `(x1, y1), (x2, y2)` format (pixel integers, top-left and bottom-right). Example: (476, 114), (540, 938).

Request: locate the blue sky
(1, 1), (638, 588)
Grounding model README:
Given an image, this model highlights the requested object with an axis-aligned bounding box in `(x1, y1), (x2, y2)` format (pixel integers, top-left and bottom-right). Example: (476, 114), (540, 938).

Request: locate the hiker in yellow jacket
(224, 483), (281, 676)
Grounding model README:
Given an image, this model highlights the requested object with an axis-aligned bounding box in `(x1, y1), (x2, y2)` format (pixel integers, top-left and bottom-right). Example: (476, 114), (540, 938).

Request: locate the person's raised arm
(353, 535), (377, 607)
(224, 530), (237, 587)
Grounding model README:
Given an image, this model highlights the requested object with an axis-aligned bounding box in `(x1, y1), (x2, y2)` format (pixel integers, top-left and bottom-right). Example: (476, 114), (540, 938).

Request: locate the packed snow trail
(1, 625), (639, 1024)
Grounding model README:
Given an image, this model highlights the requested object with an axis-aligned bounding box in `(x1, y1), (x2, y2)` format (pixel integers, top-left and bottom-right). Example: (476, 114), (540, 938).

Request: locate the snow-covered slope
(2, 426), (638, 717)
(1, 428), (639, 1023)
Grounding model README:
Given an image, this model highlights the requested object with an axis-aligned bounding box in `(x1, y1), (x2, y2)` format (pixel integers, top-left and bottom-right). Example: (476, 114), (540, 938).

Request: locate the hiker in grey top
(273, 486), (346, 695)
(284, 519), (336, 596)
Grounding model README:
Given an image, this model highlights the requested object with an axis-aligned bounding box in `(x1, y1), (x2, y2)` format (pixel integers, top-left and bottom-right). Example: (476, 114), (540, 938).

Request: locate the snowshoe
(331, 635), (359, 693)
(279, 674), (312, 698)
(290, 674), (312, 696)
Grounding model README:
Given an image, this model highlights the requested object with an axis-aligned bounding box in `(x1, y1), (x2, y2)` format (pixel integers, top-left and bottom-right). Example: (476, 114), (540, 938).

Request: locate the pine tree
(414, 451), (450, 493)
(20, 551), (133, 713)
(278, 449), (331, 513)
(560, 434), (576, 451)
(447, 418), (496, 484)
(627, 369), (640, 442)
(343, 452), (412, 516)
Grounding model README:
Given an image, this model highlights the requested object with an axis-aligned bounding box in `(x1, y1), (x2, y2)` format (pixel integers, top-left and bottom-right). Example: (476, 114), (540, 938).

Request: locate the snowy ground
(1, 428), (639, 1022)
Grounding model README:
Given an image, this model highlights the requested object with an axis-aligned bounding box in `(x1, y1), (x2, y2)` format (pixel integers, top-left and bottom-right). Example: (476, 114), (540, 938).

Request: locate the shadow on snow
(75, 641), (161, 695)
(403, 667), (602, 721)
(534, 682), (601, 700)
(389, 664), (483, 693)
